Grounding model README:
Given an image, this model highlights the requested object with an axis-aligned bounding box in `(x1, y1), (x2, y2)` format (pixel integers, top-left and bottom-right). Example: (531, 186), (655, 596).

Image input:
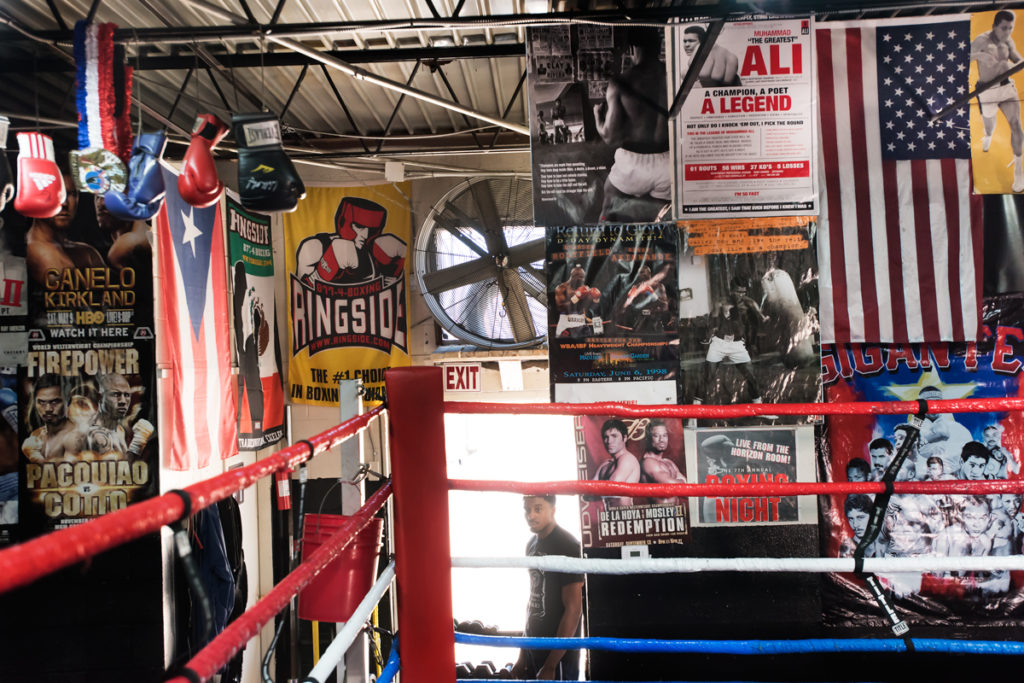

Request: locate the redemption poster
(18, 180), (157, 536)
(575, 414), (689, 549)
(527, 25), (671, 226)
(969, 10), (1024, 194)
(677, 217), (821, 422)
(821, 294), (1024, 625)
(670, 18), (817, 216)
(284, 184), (411, 406)
(547, 223), (679, 403)
(685, 426), (816, 526)
(226, 193), (285, 451)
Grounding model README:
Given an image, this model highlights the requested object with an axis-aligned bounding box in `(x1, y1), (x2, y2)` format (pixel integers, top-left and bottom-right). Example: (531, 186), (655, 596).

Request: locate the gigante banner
(284, 185), (411, 406)
(821, 294), (1024, 625)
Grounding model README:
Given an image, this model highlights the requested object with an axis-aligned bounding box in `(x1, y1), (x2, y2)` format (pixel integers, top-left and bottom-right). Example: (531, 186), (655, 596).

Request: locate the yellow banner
(970, 10), (1024, 194)
(283, 184), (412, 406)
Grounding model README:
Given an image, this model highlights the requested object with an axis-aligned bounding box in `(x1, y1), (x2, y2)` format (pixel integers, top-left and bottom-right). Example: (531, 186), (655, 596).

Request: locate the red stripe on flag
(941, 159), (964, 340)
(881, 160), (908, 342)
(816, 28), (851, 343)
(910, 159), (940, 342)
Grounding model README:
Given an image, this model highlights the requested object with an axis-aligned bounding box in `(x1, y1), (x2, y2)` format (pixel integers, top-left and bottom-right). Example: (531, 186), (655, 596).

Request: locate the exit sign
(444, 363), (481, 392)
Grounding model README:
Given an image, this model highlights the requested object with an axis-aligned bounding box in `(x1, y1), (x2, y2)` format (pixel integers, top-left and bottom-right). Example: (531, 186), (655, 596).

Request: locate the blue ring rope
(375, 644), (401, 683)
(455, 632), (1024, 655)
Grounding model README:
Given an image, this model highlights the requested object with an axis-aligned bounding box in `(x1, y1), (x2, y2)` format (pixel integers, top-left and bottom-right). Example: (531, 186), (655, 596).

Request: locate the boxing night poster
(16, 181), (158, 536)
(684, 426), (816, 526)
(820, 294), (1024, 625)
(546, 223), (679, 403)
(284, 184), (411, 406)
(526, 25), (671, 226)
(969, 10), (1024, 194)
(677, 217), (821, 424)
(575, 414), (689, 549)
(226, 194), (285, 451)
(670, 18), (817, 216)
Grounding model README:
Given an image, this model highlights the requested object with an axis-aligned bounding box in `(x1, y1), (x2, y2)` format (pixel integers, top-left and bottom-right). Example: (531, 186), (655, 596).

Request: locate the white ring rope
(453, 555), (1024, 574)
(306, 561), (396, 683)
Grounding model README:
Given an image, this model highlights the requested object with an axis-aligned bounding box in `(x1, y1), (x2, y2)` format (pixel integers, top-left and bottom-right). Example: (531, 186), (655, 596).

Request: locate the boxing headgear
(335, 196), (387, 241)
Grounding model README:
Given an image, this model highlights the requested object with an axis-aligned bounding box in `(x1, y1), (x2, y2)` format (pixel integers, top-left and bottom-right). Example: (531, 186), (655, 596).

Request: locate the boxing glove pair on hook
(178, 112), (306, 213)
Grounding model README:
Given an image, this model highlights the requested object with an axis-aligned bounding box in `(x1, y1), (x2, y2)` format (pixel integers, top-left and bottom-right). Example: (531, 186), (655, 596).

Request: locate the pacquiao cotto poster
(226, 193), (285, 450)
(820, 293), (1024, 626)
(284, 184), (411, 406)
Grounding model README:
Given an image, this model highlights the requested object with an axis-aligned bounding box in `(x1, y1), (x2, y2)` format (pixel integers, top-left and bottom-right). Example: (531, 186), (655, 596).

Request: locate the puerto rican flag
(155, 166), (237, 470)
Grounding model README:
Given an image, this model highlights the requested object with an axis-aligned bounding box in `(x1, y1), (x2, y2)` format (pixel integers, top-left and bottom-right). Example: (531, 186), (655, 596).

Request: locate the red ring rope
(444, 397), (1024, 418)
(0, 407), (383, 595)
(450, 478), (1024, 498)
(166, 481), (393, 683)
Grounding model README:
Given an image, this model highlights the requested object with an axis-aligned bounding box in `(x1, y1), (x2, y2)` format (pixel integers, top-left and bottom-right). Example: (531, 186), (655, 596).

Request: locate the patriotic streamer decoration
(71, 21), (131, 194)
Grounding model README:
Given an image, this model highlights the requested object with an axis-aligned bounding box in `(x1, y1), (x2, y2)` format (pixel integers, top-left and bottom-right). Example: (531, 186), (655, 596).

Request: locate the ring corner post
(385, 367), (455, 683)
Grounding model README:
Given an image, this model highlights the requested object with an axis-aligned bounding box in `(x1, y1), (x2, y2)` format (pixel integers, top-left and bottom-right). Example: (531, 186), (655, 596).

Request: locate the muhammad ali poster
(820, 294), (1024, 625)
(685, 426), (816, 526)
(669, 18), (817, 216)
(226, 194), (284, 450)
(546, 223), (679, 404)
(284, 185), (411, 406)
(527, 25), (672, 226)
(677, 217), (821, 424)
(574, 414), (689, 549)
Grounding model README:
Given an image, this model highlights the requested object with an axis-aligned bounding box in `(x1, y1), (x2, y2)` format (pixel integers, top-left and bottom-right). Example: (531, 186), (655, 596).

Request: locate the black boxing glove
(232, 112), (305, 213)
(0, 116), (14, 213)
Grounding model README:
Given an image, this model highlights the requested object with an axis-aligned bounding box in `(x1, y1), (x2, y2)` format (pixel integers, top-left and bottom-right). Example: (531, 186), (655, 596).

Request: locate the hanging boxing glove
(105, 131), (168, 221)
(233, 112), (305, 213)
(178, 113), (228, 208)
(13, 132), (65, 219)
(0, 116), (13, 213)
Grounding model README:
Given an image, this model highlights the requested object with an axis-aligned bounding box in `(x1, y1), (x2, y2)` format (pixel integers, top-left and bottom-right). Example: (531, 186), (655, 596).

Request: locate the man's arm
(536, 580), (583, 679)
(594, 81), (626, 146)
(610, 453), (641, 483)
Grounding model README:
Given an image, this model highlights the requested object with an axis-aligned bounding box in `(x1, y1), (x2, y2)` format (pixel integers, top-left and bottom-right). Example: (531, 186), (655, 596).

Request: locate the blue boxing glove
(104, 131), (167, 221)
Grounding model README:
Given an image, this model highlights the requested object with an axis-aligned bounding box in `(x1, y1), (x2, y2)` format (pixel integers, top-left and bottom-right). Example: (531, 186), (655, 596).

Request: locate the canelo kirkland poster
(284, 184), (411, 406)
(226, 193), (284, 451)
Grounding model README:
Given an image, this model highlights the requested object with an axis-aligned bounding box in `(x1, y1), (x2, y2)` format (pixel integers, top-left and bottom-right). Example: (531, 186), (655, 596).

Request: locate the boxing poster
(677, 217), (821, 424)
(226, 194), (285, 451)
(526, 25), (672, 226)
(14, 178), (158, 536)
(684, 426), (816, 526)
(284, 184), (411, 406)
(821, 294), (1024, 625)
(575, 414), (689, 549)
(546, 223), (679, 404)
(969, 10), (1024, 194)
(0, 209), (27, 366)
(670, 18), (817, 216)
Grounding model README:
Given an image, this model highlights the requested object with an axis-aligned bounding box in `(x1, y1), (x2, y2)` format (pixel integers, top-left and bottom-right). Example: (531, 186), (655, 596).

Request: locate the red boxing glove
(14, 132), (65, 218)
(589, 287), (601, 303)
(315, 241), (344, 282)
(178, 114), (229, 208)
(571, 286), (589, 304)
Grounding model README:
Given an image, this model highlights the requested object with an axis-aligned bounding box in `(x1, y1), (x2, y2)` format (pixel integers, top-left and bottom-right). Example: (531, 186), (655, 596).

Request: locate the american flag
(816, 17), (983, 344)
(155, 166), (237, 470)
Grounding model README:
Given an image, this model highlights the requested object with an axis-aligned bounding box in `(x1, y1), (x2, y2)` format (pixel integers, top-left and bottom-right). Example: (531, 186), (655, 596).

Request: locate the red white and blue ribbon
(74, 21), (132, 161)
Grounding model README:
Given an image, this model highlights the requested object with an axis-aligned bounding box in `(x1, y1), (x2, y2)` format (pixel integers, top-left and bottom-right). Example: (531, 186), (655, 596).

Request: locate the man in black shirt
(513, 495), (584, 680)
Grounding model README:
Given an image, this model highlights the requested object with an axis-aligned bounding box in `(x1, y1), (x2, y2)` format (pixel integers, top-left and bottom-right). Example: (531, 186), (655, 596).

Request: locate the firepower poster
(575, 414), (688, 549)
(670, 18), (817, 216)
(226, 194), (285, 451)
(527, 25), (671, 226)
(547, 223), (679, 404)
(821, 294), (1024, 625)
(284, 184), (411, 406)
(18, 183), (157, 536)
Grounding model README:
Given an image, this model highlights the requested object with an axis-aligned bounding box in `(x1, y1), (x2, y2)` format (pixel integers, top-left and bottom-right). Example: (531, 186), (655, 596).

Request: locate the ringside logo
(290, 274), (407, 355)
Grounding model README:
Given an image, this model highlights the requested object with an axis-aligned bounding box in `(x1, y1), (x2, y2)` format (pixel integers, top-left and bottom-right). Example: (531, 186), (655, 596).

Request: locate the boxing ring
(3, 367), (1024, 681)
